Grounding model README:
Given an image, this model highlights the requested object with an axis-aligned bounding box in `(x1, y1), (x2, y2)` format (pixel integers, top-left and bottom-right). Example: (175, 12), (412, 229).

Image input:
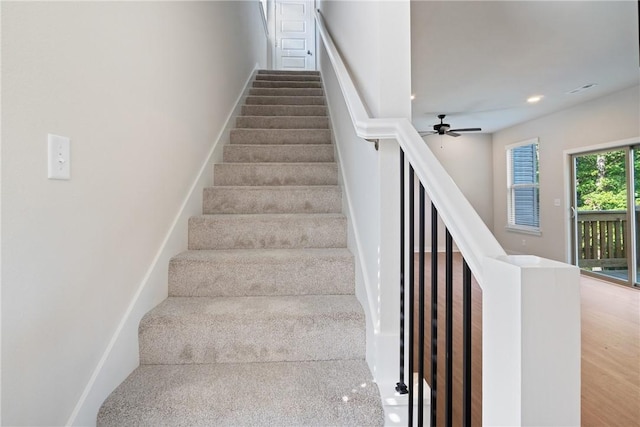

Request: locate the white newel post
(483, 255), (581, 426)
(374, 139), (401, 388)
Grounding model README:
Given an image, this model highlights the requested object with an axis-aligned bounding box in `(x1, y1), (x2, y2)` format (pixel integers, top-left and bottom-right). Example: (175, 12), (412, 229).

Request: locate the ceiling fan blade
(418, 131), (437, 136)
(446, 132), (461, 137)
(449, 128), (482, 132)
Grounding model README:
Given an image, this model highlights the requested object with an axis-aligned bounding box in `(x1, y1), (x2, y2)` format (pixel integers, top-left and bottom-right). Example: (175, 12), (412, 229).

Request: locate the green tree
(575, 150), (627, 211)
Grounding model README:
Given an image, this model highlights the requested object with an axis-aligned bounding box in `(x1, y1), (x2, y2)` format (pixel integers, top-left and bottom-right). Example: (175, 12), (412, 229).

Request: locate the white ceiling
(411, 0), (640, 134)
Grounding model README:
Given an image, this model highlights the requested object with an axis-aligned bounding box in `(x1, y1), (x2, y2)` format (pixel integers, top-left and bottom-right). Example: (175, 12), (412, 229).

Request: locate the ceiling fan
(418, 114), (482, 137)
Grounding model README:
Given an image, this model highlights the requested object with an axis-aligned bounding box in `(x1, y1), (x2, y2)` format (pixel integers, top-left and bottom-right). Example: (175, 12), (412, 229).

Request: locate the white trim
(506, 139), (540, 233)
(65, 66), (258, 426)
(505, 137), (539, 151)
(505, 225), (542, 236)
(563, 149), (575, 264)
(258, 0), (268, 37)
(563, 136), (640, 156)
(269, 0), (276, 69)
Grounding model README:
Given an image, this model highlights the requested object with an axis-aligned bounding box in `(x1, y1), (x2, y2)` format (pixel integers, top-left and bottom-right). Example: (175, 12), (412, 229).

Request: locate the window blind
(508, 142), (540, 230)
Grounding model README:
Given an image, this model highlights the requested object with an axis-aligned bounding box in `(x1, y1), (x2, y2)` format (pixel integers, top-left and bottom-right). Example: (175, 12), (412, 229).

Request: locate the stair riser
(253, 81), (322, 89)
(169, 252), (354, 297)
(230, 129), (331, 145)
(241, 105), (327, 116)
(139, 304), (364, 364)
(249, 88), (324, 96)
(188, 215), (347, 250)
(258, 69), (320, 76)
(256, 74), (321, 82)
(245, 96), (325, 105)
(236, 116), (329, 129)
(223, 144), (334, 163)
(214, 163), (337, 186)
(139, 319), (364, 364)
(203, 187), (341, 214)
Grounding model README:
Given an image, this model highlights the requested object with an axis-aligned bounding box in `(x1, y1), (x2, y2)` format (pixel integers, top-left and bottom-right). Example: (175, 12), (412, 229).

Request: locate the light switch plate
(48, 134), (70, 180)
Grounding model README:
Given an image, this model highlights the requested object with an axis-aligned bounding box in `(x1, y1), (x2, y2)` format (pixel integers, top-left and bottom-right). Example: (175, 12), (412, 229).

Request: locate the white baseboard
(381, 375), (431, 426)
(65, 65), (259, 427)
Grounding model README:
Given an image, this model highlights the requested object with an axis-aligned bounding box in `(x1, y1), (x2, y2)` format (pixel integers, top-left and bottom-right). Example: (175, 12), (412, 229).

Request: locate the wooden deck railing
(576, 210), (627, 269)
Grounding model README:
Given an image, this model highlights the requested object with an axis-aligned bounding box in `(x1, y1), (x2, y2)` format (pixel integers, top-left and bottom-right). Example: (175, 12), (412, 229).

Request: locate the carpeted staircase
(97, 70), (384, 426)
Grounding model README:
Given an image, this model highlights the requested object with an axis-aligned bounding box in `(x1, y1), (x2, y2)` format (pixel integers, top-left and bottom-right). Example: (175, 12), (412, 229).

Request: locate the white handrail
(258, 0), (268, 37)
(315, 10), (506, 285)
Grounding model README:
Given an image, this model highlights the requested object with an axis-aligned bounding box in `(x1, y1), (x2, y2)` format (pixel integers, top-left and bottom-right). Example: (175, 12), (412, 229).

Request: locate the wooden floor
(580, 275), (640, 427)
(414, 253), (640, 426)
(413, 253), (482, 426)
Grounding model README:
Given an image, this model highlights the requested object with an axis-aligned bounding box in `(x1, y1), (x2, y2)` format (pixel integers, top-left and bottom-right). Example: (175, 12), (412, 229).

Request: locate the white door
(275, 0), (316, 70)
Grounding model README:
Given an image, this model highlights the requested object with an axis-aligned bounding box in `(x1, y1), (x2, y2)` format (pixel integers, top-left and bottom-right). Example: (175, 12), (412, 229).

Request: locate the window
(507, 138), (540, 234)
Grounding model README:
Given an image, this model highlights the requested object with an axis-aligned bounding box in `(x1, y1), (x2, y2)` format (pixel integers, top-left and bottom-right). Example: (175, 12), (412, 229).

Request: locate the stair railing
(315, 9), (581, 427)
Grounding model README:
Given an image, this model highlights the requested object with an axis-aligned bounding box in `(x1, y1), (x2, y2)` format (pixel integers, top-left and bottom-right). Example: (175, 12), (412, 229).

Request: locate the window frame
(506, 138), (542, 235)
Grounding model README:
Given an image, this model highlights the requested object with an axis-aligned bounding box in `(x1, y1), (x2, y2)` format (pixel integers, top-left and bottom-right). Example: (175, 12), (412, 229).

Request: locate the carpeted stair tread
(236, 115), (329, 129)
(169, 248), (354, 297)
(245, 95), (326, 105)
(203, 185), (341, 214)
(249, 87), (324, 96)
(252, 80), (322, 89)
(223, 143), (334, 163)
(241, 104), (327, 116)
(214, 162), (338, 186)
(188, 213), (347, 250)
(97, 360), (384, 427)
(230, 128), (331, 145)
(256, 74), (322, 81)
(139, 295), (365, 364)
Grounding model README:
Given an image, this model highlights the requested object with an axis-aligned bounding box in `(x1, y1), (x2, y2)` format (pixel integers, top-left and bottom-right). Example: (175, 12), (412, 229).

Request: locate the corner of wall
(66, 67), (259, 426)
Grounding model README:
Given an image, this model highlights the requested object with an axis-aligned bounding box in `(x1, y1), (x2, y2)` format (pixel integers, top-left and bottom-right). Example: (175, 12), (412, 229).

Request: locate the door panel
(572, 148), (635, 285)
(275, 0), (315, 71)
(633, 147), (640, 284)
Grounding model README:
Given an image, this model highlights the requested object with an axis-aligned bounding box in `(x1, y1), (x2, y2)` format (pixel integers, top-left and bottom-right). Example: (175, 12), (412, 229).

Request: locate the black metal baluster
(397, 148), (408, 395)
(430, 203), (438, 427)
(462, 259), (472, 427)
(418, 183), (426, 426)
(445, 230), (453, 427)
(408, 166), (415, 426)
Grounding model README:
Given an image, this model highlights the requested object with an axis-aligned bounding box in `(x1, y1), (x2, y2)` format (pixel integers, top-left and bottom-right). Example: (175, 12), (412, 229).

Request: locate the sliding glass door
(632, 147), (640, 286)
(572, 146), (639, 287)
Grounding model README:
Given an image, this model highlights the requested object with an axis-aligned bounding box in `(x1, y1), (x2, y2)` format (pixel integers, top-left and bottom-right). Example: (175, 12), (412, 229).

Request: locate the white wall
(421, 133), (494, 250)
(492, 85), (640, 261)
(317, 0), (411, 389)
(1, 2), (266, 425)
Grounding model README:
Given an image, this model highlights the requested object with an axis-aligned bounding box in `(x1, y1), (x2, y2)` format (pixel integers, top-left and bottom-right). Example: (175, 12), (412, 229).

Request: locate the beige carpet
(97, 70), (384, 426)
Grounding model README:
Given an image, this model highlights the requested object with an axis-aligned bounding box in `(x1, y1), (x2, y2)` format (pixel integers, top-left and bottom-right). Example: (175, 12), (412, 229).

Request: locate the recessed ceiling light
(527, 95), (543, 103)
(567, 83), (598, 94)
(410, 94), (416, 100)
